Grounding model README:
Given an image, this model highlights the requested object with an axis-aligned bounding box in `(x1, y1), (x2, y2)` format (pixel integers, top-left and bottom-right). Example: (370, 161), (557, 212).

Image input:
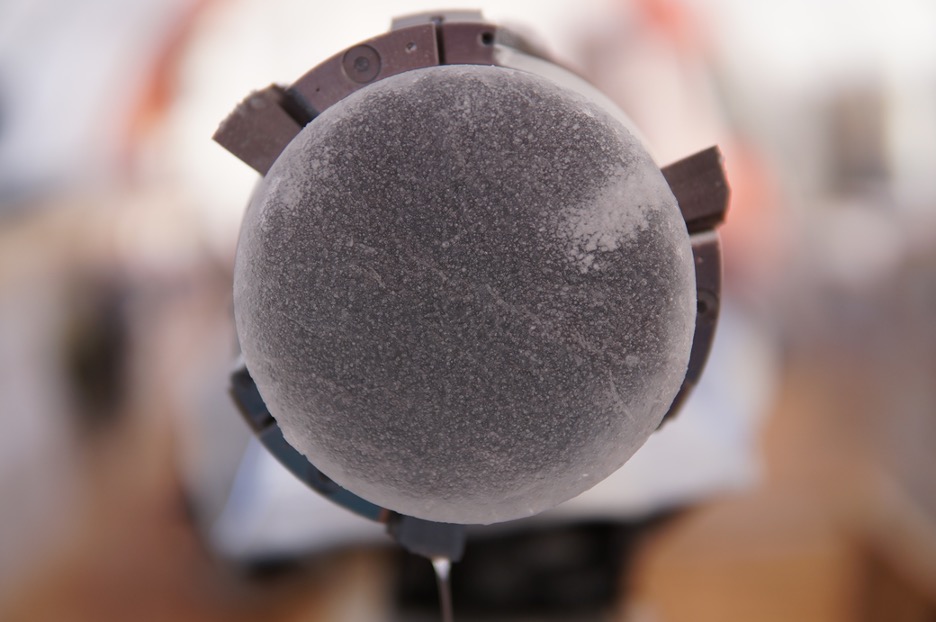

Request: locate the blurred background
(1, 0), (935, 620)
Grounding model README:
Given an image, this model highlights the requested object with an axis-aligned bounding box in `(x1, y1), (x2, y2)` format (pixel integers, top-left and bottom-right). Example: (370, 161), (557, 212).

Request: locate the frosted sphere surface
(234, 65), (695, 524)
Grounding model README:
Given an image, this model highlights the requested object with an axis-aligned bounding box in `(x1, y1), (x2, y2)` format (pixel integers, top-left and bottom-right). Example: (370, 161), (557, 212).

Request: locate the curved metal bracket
(214, 12), (510, 176)
(230, 358), (468, 561)
(659, 146), (730, 424)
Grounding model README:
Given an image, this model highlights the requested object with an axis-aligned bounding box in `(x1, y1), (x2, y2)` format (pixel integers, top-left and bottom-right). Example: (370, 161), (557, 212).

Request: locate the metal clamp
(219, 10), (728, 556)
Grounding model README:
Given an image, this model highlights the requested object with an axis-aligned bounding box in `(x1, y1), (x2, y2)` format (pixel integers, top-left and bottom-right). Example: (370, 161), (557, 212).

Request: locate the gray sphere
(234, 65), (695, 524)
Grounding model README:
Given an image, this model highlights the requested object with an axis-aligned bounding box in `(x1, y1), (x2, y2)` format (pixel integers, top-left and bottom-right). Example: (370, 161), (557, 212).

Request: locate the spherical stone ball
(233, 64), (695, 525)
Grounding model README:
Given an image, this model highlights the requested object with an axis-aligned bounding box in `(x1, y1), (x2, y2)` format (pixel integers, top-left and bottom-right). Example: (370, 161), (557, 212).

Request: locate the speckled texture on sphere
(234, 65), (695, 525)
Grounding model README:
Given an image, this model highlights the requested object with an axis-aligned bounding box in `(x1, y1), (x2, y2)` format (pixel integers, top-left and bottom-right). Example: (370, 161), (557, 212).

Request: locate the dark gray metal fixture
(218, 10), (728, 561)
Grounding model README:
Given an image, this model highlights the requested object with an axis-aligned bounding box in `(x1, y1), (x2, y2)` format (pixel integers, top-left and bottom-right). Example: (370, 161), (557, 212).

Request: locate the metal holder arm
(219, 10), (728, 559)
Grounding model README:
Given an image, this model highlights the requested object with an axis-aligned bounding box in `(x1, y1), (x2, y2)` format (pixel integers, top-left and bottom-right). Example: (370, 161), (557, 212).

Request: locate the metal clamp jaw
(219, 10), (728, 561)
(230, 357), (467, 561)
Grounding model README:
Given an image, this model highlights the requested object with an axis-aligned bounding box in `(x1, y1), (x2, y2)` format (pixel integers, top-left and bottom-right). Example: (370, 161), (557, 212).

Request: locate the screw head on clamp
(343, 45), (381, 83)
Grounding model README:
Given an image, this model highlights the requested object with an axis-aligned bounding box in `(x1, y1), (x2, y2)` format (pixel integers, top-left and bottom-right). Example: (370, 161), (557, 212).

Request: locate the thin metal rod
(431, 557), (454, 622)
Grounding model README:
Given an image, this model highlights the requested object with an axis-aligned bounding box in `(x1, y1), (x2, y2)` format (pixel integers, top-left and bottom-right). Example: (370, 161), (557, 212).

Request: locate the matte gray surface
(234, 65), (695, 524)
